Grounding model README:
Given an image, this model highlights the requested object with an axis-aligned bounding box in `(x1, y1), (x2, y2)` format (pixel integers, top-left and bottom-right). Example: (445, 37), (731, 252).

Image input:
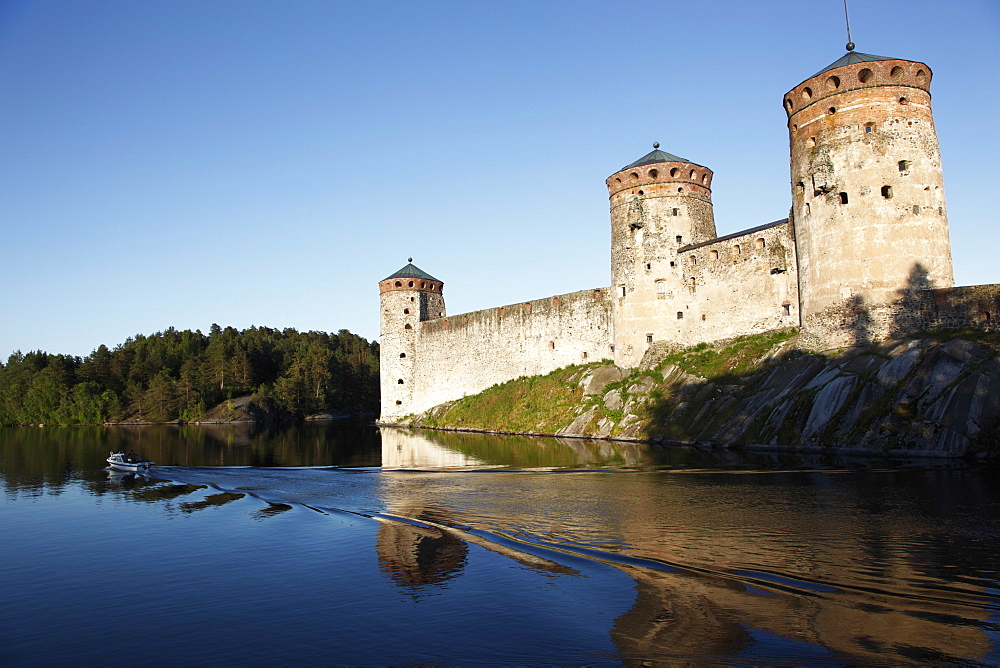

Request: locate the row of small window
(785, 66), (927, 110)
(392, 280), (438, 289)
(800, 119), (914, 139)
(662, 303), (792, 324)
(617, 168), (710, 185)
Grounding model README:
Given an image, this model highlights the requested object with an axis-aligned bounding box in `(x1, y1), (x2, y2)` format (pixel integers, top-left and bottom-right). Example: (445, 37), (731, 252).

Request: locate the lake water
(2, 422), (998, 665)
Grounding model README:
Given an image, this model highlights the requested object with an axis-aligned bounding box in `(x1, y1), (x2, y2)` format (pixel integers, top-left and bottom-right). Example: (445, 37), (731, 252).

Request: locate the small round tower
(606, 144), (716, 367)
(378, 260), (445, 421)
(785, 48), (953, 345)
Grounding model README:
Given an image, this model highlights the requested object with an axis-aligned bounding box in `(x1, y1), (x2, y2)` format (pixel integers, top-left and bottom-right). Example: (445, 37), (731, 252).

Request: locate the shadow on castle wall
(820, 263), (999, 350)
(640, 272), (1000, 455)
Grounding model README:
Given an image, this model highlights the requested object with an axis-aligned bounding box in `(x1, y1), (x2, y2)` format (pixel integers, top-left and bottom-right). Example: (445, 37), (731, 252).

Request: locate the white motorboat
(106, 451), (154, 472)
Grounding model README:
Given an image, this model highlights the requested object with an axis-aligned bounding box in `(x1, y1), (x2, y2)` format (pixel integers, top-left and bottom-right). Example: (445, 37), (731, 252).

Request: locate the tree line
(0, 325), (380, 426)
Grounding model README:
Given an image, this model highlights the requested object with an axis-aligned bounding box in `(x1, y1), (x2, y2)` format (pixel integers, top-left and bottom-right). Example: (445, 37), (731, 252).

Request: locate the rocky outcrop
(631, 338), (1000, 457)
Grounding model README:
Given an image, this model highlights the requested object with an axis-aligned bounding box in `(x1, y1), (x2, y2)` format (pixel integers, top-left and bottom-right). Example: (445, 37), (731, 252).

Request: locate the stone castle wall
(404, 288), (614, 417)
(805, 283), (1000, 348)
(672, 219), (800, 343)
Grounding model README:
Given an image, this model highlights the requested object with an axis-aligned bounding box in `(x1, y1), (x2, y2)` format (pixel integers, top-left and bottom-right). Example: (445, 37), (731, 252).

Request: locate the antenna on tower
(843, 0), (855, 51)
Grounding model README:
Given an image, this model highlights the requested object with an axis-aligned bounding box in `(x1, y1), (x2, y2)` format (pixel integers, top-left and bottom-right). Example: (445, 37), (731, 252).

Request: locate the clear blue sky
(2, 0), (997, 359)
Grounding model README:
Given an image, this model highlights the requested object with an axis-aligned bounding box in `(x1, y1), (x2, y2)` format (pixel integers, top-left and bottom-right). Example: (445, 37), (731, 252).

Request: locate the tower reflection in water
(374, 427), (997, 664)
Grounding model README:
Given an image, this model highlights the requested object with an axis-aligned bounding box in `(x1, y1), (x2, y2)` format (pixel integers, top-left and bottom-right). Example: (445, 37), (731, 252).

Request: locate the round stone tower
(606, 144), (716, 367)
(378, 260), (445, 421)
(785, 48), (953, 346)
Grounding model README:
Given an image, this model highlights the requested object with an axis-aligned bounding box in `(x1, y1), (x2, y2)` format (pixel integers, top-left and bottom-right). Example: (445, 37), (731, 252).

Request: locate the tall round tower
(378, 260), (444, 422)
(785, 48), (953, 346)
(606, 145), (716, 367)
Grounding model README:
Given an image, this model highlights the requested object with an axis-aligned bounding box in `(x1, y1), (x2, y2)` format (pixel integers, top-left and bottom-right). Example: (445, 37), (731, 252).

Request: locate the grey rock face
(580, 365), (627, 395)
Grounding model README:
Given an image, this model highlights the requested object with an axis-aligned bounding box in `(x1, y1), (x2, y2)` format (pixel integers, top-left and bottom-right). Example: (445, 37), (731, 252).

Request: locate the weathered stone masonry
(378, 47), (997, 423)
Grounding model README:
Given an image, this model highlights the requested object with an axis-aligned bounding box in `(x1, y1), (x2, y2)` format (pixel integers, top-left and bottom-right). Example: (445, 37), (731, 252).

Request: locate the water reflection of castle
(375, 429), (995, 663)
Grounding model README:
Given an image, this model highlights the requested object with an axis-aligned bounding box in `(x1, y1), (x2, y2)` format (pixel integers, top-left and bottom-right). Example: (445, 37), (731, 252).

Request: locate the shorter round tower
(378, 260), (445, 421)
(785, 49), (953, 346)
(606, 145), (716, 367)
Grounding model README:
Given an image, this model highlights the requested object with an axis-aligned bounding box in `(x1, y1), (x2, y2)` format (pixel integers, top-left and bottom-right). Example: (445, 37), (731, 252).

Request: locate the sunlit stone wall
(401, 288), (614, 418)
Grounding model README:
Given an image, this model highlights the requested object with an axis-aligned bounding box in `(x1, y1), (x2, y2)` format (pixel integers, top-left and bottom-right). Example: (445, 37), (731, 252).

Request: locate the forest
(0, 325), (379, 426)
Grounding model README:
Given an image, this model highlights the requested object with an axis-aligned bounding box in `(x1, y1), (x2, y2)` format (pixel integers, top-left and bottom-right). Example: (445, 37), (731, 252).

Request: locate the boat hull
(106, 453), (154, 472)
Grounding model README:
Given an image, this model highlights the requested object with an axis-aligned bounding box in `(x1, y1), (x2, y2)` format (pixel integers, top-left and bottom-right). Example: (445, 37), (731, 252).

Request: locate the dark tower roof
(383, 261), (440, 283)
(620, 147), (690, 171)
(812, 51), (900, 77)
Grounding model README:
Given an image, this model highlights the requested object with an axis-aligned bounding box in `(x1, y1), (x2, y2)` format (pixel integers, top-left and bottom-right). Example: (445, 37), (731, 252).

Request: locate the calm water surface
(1, 422), (998, 665)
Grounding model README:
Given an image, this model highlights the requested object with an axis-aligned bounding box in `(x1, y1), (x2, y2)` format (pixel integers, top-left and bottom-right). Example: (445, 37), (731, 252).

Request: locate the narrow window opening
(756, 238), (765, 249)
(672, 208), (679, 216)
(620, 286), (626, 297)
(676, 312), (684, 320)
(408, 281), (414, 287)
(410, 297), (415, 302)
(701, 314), (706, 321)
(403, 308), (410, 314)
(399, 353), (406, 358)
(690, 277), (696, 286)
(913, 205), (921, 214)
(898, 96), (908, 105)
(881, 185), (893, 199)
(805, 202), (811, 215)
(397, 379), (404, 384)
(645, 263), (651, 270)
(711, 250), (719, 260)
(669, 168), (678, 177)
(646, 333), (654, 343)
(899, 160), (910, 172)
(676, 235), (683, 243)
(669, 261), (676, 267)
(582, 351), (588, 359)
(548, 341), (555, 350)
(839, 192), (849, 204)
(733, 245), (741, 255)
(689, 255), (697, 265)
(782, 304), (791, 316)
(864, 123), (874, 133)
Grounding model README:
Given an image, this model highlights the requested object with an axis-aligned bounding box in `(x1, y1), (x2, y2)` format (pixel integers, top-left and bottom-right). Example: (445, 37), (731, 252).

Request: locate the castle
(378, 47), (998, 422)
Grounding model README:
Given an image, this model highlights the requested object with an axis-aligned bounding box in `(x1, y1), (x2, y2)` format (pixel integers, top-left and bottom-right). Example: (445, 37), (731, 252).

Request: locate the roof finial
(408, 257), (413, 263)
(843, 0), (855, 51)
(653, 142), (660, 149)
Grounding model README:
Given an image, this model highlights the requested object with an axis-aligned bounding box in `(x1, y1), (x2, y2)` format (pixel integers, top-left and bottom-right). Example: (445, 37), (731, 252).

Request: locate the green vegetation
(653, 328), (799, 380)
(0, 325), (379, 426)
(420, 364), (589, 433)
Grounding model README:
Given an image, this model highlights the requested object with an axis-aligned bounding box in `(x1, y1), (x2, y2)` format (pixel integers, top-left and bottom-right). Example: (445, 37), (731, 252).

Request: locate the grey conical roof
(383, 262), (441, 282)
(621, 148), (689, 171)
(812, 51), (900, 78)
